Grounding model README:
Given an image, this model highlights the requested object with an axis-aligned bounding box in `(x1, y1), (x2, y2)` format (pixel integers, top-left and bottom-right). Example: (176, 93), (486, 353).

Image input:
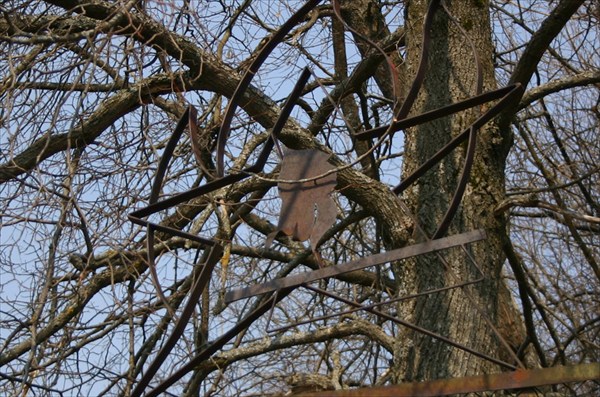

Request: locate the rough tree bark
(394, 0), (516, 380)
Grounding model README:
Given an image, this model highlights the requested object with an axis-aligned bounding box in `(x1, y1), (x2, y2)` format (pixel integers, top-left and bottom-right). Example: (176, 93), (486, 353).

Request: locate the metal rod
(297, 363), (600, 396)
(225, 230), (486, 303)
(393, 84), (523, 195)
(268, 276), (482, 334)
(354, 85), (518, 140)
(216, 0), (322, 176)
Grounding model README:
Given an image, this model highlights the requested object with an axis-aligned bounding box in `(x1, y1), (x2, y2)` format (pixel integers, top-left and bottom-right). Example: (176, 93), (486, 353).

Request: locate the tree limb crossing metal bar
(225, 229), (486, 303)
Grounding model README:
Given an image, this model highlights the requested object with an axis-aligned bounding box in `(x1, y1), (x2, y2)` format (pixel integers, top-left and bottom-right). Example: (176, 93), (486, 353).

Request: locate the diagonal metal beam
(354, 85), (520, 141)
(225, 229), (486, 303)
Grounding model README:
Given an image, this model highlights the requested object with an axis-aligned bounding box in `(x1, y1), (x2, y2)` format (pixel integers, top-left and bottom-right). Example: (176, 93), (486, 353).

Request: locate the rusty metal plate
(266, 149), (337, 250)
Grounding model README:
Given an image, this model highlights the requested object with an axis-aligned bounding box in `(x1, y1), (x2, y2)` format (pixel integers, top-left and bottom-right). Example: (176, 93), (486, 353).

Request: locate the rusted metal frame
(346, 0), (518, 238)
(298, 362), (600, 396)
(144, 287), (294, 397)
(382, 4), (526, 352)
(264, 231), (491, 339)
(130, 244), (224, 397)
(128, 161), (255, 239)
(126, 1), (527, 394)
(225, 229), (486, 303)
(216, 0), (322, 177)
(305, 284), (517, 370)
(350, 0), (518, 237)
(344, 0), (486, 240)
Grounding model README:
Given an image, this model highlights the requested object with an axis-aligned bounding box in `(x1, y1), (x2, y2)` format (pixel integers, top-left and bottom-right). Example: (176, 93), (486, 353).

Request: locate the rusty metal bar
(354, 85), (518, 141)
(297, 363), (600, 396)
(225, 229), (485, 303)
(394, 0), (441, 121)
(393, 83), (523, 196)
(265, 66), (312, 161)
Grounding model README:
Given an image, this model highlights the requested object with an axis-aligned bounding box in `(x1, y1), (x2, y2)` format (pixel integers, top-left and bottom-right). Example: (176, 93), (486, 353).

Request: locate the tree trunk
(393, 0), (514, 380)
